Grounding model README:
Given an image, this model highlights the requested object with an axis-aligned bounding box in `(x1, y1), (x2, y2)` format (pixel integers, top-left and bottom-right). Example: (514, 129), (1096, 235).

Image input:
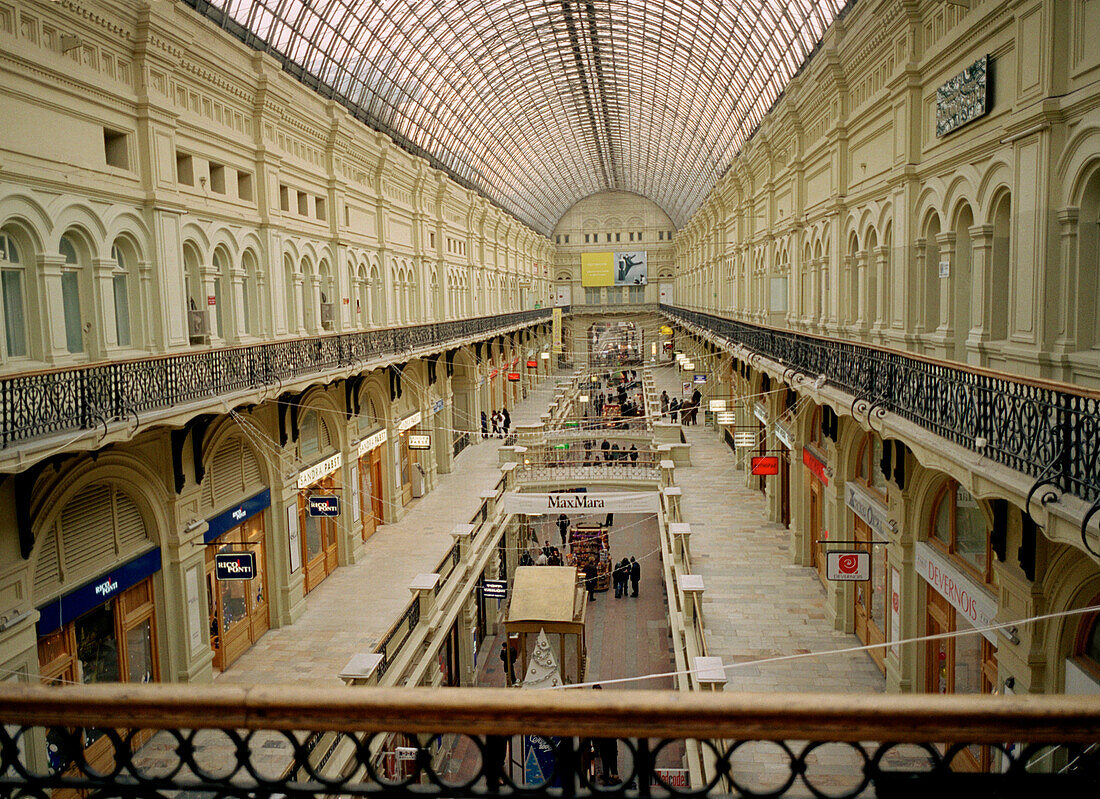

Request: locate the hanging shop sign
(845, 483), (893, 541)
(502, 491), (659, 515)
(826, 551), (870, 581)
(915, 542), (998, 642)
(802, 447), (829, 486)
(431, 398), (445, 415)
(307, 495), (341, 517)
(708, 399), (727, 412)
(753, 402), (768, 424)
(508, 372), (521, 382)
(297, 453), (342, 489)
(397, 411), (422, 433)
(750, 456), (780, 476)
(215, 552), (256, 581)
(490, 369), (499, 379)
(716, 411), (735, 425)
(482, 579), (507, 599)
(734, 431), (756, 448)
(204, 489), (271, 543)
(37, 548), (162, 635)
(357, 428), (388, 458)
(693, 374), (707, 384)
(408, 434), (432, 450)
(527, 359), (538, 368)
(935, 54), (989, 138)
(774, 422), (793, 451)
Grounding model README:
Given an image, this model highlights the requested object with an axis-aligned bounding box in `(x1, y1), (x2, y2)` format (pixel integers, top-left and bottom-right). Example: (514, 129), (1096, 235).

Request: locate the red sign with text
(802, 447), (829, 486)
(526, 359), (538, 368)
(751, 456), (780, 476)
(507, 372), (520, 382)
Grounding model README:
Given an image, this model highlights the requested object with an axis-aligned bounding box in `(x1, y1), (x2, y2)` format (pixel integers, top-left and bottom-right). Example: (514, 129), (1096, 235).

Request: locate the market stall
(569, 523), (612, 592)
(504, 566), (588, 684)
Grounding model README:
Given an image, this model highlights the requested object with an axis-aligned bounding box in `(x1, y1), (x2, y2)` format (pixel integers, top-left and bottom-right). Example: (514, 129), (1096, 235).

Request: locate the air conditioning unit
(320, 301), (335, 331)
(188, 308), (209, 344)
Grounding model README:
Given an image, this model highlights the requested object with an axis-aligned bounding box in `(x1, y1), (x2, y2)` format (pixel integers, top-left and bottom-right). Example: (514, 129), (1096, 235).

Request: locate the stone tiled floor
(216, 373), (566, 686)
(653, 363), (886, 693)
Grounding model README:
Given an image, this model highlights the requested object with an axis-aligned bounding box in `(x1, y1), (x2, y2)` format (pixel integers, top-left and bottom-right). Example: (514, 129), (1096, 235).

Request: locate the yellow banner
(552, 308), (562, 353)
(581, 252), (614, 286)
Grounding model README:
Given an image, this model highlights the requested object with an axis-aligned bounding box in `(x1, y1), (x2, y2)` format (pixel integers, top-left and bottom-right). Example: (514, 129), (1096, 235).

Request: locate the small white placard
(708, 399), (727, 412)
(939, 260), (950, 278)
(350, 463), (361, 523)
(826, 551), (870, 581)
(734, 431), (756, 448)
(287, 503), (301, 573)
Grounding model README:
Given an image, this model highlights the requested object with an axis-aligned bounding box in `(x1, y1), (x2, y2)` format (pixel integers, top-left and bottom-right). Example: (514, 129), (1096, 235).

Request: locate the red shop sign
(526, 359), (538, 368)
(802, 447), (829, 486)
(751, 456), (780, 476)
(490, 369), (499, 379)
(507, 372), (520, 382)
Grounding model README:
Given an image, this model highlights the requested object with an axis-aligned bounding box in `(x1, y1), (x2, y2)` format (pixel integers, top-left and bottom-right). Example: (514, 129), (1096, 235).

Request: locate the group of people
(520, 540), (565, 567)
(660, 388), (702, 425)
(612, 556), (640, 598)
(480, 407), (511, 438)
(593, 440), (639, 464)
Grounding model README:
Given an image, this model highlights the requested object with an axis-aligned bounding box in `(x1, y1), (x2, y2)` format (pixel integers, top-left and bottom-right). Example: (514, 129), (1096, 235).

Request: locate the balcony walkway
(652, 363), (887, 693)
(216, 374), (564, 686)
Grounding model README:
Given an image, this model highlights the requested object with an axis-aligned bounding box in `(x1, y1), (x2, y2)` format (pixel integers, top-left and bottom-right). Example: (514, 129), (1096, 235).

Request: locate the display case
(569, 523), (611, 591)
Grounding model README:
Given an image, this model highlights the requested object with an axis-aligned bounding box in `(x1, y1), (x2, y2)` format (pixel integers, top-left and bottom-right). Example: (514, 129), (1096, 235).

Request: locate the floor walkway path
(653, 364), (886, 693)
(217, 373), (565, 685)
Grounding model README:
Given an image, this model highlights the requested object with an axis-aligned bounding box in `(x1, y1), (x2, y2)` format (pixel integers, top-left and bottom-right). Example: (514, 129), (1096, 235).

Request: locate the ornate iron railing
(0, 309), (549, 449)
(1, 685), (1098, 797)
(515, 460), (661, 483)
(662, 305), (1100, 533)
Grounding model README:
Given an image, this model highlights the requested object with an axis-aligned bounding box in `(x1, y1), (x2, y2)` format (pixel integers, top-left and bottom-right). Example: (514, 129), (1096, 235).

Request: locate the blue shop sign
(37, 548), (162, 636)
(204, 489), (271, 543)
(431, 398), (445, 414)
(308, 495), (340, 517)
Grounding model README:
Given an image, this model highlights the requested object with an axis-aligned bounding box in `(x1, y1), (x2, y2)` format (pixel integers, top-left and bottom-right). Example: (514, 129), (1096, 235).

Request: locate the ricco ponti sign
(503, 492), (658, 514)
(915, 542), (997, 642)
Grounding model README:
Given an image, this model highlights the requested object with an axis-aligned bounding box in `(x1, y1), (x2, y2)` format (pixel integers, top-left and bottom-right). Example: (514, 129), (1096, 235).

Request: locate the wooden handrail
(2, 685), (1099, 743)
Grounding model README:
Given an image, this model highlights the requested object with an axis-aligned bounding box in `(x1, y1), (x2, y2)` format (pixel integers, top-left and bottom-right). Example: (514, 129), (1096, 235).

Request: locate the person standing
(670, 398), (680, 423)
(481, 411), (488, 439)
(629, 444), (638, 467)
(601, 439), (611, 462)
(660, 390), (669, 416)
(629, 556), (640, 597)
(502, 406), (511, 434)
(557, 513), (570, 547)
(584, 563), (598, 601)
(499, 640), (518, 685)
(491, 410), (500, 437)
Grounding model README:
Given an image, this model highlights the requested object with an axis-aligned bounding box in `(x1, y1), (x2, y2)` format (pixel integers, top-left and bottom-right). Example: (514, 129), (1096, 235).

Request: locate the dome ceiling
(186, 1), (847, 236)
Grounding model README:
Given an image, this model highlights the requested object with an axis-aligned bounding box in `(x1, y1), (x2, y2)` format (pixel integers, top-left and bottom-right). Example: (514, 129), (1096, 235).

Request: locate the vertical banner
(890, 566), (901, 658)
(287, 503), (301, 573)
(552, 308), (562, 353)
(350, 462), (360, 523)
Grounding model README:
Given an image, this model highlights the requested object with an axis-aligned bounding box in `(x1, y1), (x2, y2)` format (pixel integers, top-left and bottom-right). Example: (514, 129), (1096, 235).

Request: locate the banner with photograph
(614, 251), (647, 285)
(581, 252), (614, 286)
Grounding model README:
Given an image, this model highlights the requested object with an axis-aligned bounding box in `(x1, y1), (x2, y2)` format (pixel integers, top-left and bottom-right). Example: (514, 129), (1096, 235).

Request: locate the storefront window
(871, 545), (887, 630)
(75, 604), (120, 684)
(953, 616), (983, 695)
(220, 573), (248, 635)
(125, 619), (154, 683)
(304, 512), (323, 559)
(870, 437), (887, 494)
(931, 480), (991, 581)
(1085, 619), (1100, 666)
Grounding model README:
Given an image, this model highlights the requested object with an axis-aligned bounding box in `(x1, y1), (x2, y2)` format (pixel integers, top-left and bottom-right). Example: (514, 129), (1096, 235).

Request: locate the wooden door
(359, 454), (377, 541)
(370, 449), (384, 526)
(779, 449), (791, 528)
(400, 433), (413, 505)
(247, 517), (269, 641)
(853, 519), (885, 672)
(809, 478), (827, 583)
(301, 485), (334, 594)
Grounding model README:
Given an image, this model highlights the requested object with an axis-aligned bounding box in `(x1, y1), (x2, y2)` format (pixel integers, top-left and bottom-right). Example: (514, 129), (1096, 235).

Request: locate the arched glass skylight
(186, 0), (846, 234)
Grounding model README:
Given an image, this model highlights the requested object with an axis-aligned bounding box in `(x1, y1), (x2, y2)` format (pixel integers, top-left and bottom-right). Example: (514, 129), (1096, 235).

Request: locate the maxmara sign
(503, 492), (658, 515)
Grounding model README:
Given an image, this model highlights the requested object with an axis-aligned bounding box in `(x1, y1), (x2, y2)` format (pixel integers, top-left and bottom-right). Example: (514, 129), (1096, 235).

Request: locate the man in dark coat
(499, 640), (518, 685)
(557, 513), (570, 547)
(629, 556), (640, 597)
(584, 563), (598, 601)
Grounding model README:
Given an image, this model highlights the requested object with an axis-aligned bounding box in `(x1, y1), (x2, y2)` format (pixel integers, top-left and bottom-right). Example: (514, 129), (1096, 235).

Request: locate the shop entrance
(205, 514), (269, 670)
(809, 478), (827, 583)
(779, 446), (791, 528)
(300, 475), (338, 593)
(399, 428), (419, 505)
(359, 447), (384, 539)
(853, 519), (885, 673)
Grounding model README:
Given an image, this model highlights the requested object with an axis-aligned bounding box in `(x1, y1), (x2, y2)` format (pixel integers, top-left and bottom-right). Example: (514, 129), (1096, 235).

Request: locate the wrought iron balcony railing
(515, 459), (662, 483)
(0, 309), (550, 450)
(661, 305), (1100, 551)
(1, 685), (1098, 798)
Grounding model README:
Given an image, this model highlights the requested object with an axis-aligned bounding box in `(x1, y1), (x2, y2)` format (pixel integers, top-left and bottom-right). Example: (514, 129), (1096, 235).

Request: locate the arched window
(0, 230), (28, 358)
(809, 406), (824, 448)
(1076, 604), (1100, 682)
(370, 265), (383, 325)
(58, 235), (84, 354)
(211, 248), (230, 340)
(300, 258), (314, 332)
(300, 410), (319, 457)
(930, 479), (991, 581)
(241, 249), (259, 337)
(855, 431), (887, 497)
(110, 243), (132, 348)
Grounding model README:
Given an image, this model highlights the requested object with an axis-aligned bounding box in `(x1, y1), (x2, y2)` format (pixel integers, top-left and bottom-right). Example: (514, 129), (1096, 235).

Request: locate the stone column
(934, 232), (956, 351)
(229, 267), (247, 343)
(872, 246), (890, 340)
(1052, 208), (1080, 360)
(292, 272), (306, 336)
(91, 257), (117, 355)
(912, 239), (928, 337)
(36, 254), (69, 362)
(200, 264), (222, 345)
(855, 250), (869, 335)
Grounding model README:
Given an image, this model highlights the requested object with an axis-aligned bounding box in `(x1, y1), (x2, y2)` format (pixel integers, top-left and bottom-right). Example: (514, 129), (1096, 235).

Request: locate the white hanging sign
(357, 428), (388, 458)
(398, 411), (423, 432)
(297, 453), (342, 488)
(734, 431), (756, 448)
(844, 482), (893, 541)
(774, 422), (793, 450)
(753, 402), (768, 423)
(915, 542), (998, 643)
(502, 492), (659, 515)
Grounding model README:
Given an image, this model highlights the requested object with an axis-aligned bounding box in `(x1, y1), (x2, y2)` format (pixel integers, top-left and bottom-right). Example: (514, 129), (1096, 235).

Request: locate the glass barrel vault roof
(185, 0), (847, 235)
